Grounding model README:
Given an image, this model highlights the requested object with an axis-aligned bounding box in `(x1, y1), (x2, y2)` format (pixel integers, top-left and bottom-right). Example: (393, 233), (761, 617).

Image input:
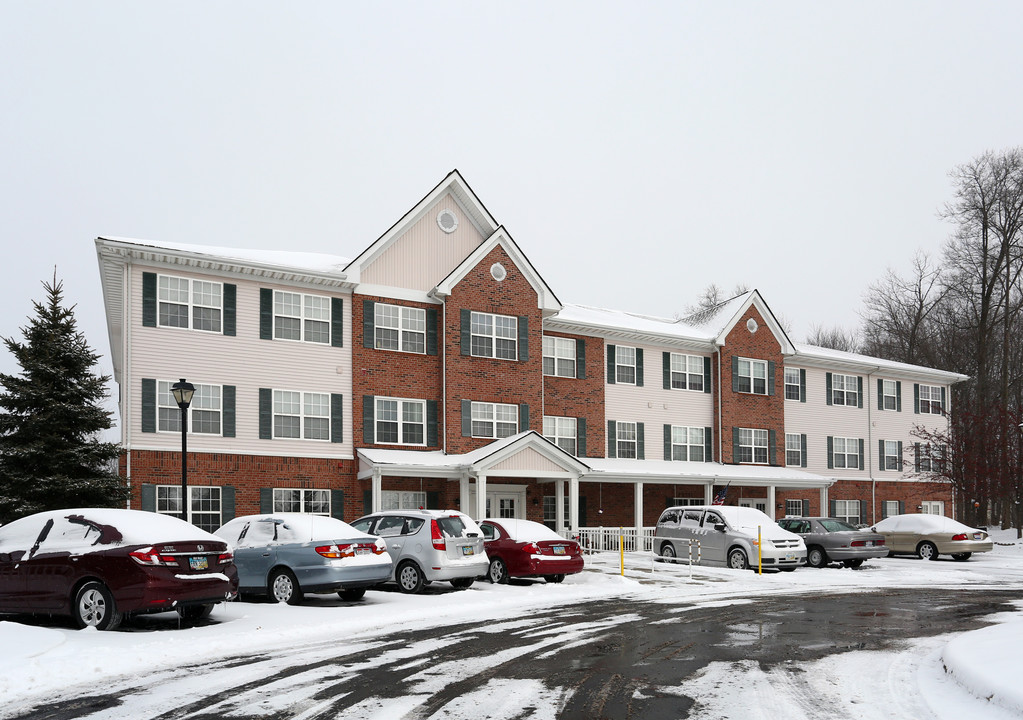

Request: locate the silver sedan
(777, 517), (888, 568)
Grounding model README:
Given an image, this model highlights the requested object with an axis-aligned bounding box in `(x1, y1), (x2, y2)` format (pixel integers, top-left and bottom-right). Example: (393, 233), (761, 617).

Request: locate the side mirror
(714, 523), (727, 532)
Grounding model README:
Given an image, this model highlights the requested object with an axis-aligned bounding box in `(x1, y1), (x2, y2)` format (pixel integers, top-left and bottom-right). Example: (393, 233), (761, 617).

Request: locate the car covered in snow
(214, 513), (392, 604)
(0, 508), (238, 630)
(776, 516), (887, 568)
(870, 513), (993, 561)
(478, 518), (584, 583)
(351, 509), (488, 593)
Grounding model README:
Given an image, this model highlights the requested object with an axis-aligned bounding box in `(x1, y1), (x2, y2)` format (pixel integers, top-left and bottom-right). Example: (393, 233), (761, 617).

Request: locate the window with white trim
(737, 428), (768, 463)
(833, 499), (860, 525)
(832, 437), (860, 469)
(615, 346), (637, 385)
(784, 367), (801, 400)
(737, 358), (767, 395)
(375, 397), (426, 445)
(543, 416), (577, 455)
(374, 303), (426, 353)
(274, 290), (330, 344)
(273, 488), (330, 515)
(471, 311), (517, 360)
(670, 353), (704, 391)
(156, 485), (222, 533)
(616, 421), (638, 459)
(670, 497), (706, 507)
(884, 500), (900, 518)
(919, 384), (943, 414)
(882, 379), (898, 410)
(832, 374), (859, 406)
(157, 275), (222, 332)
(918, 443), (945, 473)
(543, 336), (576, 378)
(785, 433), (803, 467)
(273, 390), (330, 440)
(471, 402), (518, 439)
(670, 426), (705, 461)
(883, 440), (901, 471)
(382, 490), (427, 511)
(921, 500), (944, 515)
(785, 499), (804, 517)
(157, 381), (221, 435)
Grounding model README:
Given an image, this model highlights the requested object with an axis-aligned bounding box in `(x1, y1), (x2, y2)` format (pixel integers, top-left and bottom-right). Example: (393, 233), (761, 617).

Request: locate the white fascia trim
(543, 317), (717, 352)
(129, 445), (356, 462)
(792, 354), (970, 385)
(714, 291), (796, 355)
(354, 284), (442, 305)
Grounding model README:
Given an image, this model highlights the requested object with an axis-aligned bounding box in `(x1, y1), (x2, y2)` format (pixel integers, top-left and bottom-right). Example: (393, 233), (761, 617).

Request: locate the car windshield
(819, 519), (858, 532)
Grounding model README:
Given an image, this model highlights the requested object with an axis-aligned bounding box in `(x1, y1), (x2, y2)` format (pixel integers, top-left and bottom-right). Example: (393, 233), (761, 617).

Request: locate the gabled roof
(430, 226), (562, 315)
(343, 170), (499, 285)
(683, 290), (796, 355)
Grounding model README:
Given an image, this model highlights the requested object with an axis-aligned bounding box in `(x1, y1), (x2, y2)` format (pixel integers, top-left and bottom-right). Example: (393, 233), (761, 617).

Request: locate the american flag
(711, 484), (729, 505)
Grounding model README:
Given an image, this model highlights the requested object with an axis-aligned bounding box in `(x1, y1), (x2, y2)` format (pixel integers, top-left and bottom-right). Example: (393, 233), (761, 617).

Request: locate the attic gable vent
(437, 209), (458, 234)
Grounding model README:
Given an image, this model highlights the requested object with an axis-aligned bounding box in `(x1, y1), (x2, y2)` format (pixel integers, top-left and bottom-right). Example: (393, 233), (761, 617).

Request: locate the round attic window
(437, 209), (458, 234)
(746, 318), (759, 333)
(491, 263), (507, 281)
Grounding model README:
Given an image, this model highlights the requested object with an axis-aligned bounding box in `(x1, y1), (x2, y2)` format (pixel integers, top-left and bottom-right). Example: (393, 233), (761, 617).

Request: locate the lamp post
(171, 379), (195, 523)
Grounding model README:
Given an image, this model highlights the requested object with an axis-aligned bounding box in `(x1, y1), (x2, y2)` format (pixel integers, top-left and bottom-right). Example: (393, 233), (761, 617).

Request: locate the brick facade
(542, 330), (605, 458)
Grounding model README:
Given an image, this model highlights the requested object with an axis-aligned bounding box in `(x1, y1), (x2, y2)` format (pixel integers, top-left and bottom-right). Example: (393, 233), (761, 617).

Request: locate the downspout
(866, 366), (880, 525)
(123, 259), (132, 508)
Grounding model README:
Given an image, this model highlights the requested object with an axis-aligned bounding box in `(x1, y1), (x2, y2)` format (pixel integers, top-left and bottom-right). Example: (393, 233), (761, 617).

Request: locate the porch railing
(571, 526), (656, 553)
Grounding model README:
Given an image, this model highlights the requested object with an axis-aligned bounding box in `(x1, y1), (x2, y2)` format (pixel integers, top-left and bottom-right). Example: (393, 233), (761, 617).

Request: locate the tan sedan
(870, 514), (993, 561)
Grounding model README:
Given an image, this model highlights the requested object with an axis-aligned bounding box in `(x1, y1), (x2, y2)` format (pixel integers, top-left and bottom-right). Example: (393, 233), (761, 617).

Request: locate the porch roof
(582, 458), (833, 488)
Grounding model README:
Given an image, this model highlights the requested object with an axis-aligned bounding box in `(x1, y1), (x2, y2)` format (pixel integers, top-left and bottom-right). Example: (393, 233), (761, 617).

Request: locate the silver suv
(653, 505), (806, 570)
(351, 510), (489, 593)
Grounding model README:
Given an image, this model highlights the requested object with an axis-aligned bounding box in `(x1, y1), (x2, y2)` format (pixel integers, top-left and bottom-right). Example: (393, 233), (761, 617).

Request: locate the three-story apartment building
(96, 171), (966, 534)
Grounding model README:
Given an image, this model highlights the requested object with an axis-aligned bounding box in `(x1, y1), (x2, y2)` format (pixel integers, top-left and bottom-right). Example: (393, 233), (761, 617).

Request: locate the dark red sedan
(479, 518), (584, 584)
(0, 508), (238, 630)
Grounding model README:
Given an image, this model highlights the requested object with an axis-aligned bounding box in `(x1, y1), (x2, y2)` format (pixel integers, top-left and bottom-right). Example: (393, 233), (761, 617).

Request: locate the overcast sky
(2, 2), (1021, 408)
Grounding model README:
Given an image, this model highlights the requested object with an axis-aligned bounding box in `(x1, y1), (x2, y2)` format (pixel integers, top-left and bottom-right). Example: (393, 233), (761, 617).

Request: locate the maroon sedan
(479, 518), (584, 584)
(0, 508), (238, 630)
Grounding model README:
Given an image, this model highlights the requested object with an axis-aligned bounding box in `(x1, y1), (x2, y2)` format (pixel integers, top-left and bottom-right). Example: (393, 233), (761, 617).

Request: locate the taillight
(850, 540), (864, 547)
(523, 542), (539, 555)
(431, 520), (446, 551)
(217, 552), (233, 564)
(129, 546), (177, 566)
(316, 544), (354, 559)
(951, 533), (968, 541)
(374, 538), (387, 554)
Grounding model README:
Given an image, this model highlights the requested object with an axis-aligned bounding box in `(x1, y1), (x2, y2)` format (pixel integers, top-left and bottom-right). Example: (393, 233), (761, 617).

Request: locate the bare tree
(804, 324), (860, 353)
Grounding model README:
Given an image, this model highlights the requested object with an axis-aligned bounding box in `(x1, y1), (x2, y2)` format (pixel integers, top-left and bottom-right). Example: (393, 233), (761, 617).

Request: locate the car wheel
(487, 558), (509, 584)
(73, 581), (122, 631)
(807, 546), (828, 568)
(543, 574), (566, 584)
(176, 604), (214, 622)
(450, 577), (475, 590)
(951, 552), (973, 562)
(338, 588), (367, 601)
(843, 559), (865, 569)
(660, 543), (676, 563)
(917, 541), (939, 561)
(269, 568), (304, 605)
(397, 561), (425, 594)
(727, 548), (749, 570)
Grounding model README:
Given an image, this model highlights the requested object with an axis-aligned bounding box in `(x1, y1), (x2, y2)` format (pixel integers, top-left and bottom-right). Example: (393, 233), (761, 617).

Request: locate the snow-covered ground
(3, 529), (1023, 719)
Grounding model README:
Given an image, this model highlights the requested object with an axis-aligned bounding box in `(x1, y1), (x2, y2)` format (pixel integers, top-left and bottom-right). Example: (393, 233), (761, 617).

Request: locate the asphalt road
(7, 588), (1018, 720)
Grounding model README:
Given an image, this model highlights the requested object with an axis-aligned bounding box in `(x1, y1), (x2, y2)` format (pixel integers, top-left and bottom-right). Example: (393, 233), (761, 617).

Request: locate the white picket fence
(571, 526), (657, 553)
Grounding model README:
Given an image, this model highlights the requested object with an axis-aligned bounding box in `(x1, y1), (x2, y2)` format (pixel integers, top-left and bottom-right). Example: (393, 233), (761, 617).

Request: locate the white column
(555, 479), (566, 535)
(704, 482), (713, 505)
(634, 482), (644, 531)
(475, 473), (487, 522)
(820, 486), (829, 515)
(459, 474), (470, 516)
(569, 477), (580, 532)
(767, 485), (777, 519)
(371, 469), (382, 513)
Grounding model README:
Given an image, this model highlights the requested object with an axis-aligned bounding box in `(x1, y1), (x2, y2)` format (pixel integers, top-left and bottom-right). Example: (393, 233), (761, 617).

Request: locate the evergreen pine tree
(0, 274), (127, 523)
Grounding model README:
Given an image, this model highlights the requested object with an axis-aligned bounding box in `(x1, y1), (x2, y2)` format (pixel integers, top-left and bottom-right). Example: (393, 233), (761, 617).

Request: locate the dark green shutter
(260, 488), (273, 514)
(896, 381), (902, 411)
(914, 383), (920, 413)
(141, 378), (156, 433)
(732, 356), (739, 392)
(363, 395), (375, 444)
(663, 352), (671, 390)
(260, 288), (273, 340)
(636, 422), (645, 459)
(664, 424), (672, 460)
(800, 434), (807, 467)
(221, 486), (236, 522)
(897, 441), (903, 472)
(914, 442), (921, 472)
(829, 500), (837, 517)
(331, 393), (344, 443)
(635, 348), (644, 387)
(576, 338), (586, 379)
(826, 373), (833, 406)
(364, 489), (373, 513)
(877, 379), (884, 411)
(363, 300), (375, 348)
(606, 344), (616, 384)
(607, 421), (617, 458)
(461, 399), (471, 436)
(427, 400), (438, 447)
(732, 427), (740, 463)
(802, 499), (810, 516)
(141, 483), (156, 511)
(879, 440), (886, 471)
(517, 316), (529, 361)
(827, 437), (834, 469)
(898, 500), (905, 514)
(704, 357), (712, 394)
(768, 361), (776, 396)
(259, 388), (272, 439)
(223, 284), (237, 336)
(460, 309), (471, 356)
(704, 427), (713, 462)
(858, 439), (865, 471)
(331, 298), (344, 347)
(519, 404), (529, 432)
(799, 369), (806, 402)
(576, 417), (586, 457)
(857, 377), (863, 408)
(426, 307), (439, 355)
(142, 272), (157, 327)
(222, 385), (236, 438)
(768, 429), (777, 465)
(330, 490), (344, 520)
(940, 387), (946, 413)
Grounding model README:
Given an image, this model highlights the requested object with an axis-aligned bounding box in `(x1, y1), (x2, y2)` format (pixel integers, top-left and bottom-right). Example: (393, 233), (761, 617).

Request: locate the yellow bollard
(620, 527), (625, 576)
(758, 526), (762, 575)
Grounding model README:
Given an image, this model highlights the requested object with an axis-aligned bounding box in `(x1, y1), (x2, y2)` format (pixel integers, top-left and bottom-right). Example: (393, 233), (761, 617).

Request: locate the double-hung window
(785, 433), (804, 467)
(274, 390), (330, 440)
(832, 437), (860, 469)
(615, 346), (637, 384)
(543, 416), (577, 455)
(881, 379), (899, 410)
(382, 490), (427, 511)
(737, 358), (767, 394)
(543, 336), (576, 377)
(616, 421), (638, 459)
(882, 440), (902, 471)
(157, 275), (222, 332)
(471, 402), (518, 439)
(737, 428), (768, 463)
(832, 374), (859, 406)
(784, 368), (801, 400)
(375, 397), (426, 445)
(156, 486), (223, 533)
(374, 303), (426, 353)
(273, 488), (330, 515)
(274, 291), (330, 344)
(670, 426), (705, 461)
(833, 499), (860, 525)
(785, 499), (805, 517)
(918, 384), (943, 414)
(471, 312), (517, 360)
(916, 443), (945, 473)
(670, 353), (704, 391)
(157, 381), (221, 435)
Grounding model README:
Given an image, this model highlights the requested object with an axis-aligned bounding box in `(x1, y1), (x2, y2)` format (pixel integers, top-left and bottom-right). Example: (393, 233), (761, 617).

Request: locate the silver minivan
(653, 505), (806, 570)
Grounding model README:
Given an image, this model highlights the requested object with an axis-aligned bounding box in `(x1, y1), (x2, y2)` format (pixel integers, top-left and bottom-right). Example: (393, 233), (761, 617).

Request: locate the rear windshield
(436, 516), (468, 538)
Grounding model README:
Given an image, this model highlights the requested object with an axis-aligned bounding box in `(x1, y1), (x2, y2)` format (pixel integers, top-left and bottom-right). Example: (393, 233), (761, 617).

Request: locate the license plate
(189, 556), (208, 571)
(785, 553), (796, 561)
(355, 547), (371, 556)
(553, 546), (566, 555)
(461, 546), (474, 556)
(973, 533), (983, 540)
(866, 541), (875, 547)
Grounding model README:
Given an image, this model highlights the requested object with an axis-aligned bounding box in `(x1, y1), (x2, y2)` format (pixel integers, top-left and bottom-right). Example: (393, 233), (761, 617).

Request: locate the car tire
(176, 604), (214, 622)
(73, 581), (122, 631)
(269, 568), (304, 605)
(487, 558), (509, 584)
(917, 541), (939, 561)
(450, 577), (475, 590)
(543, 574), (566, 584)
(659, 543), (676, 563)
(397, 561), (425, 594)
(951, 552), (973, 562)
(843, 559), (865, 569)
(338, 588), (367, 601)
(727, 548), (749, 570)
(807, 546), (828, 568)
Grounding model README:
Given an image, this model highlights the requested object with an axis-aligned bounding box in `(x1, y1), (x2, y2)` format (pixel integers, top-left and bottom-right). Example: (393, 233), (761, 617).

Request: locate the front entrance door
(487, 493), (520, 519)
(739, 498), (768, 513)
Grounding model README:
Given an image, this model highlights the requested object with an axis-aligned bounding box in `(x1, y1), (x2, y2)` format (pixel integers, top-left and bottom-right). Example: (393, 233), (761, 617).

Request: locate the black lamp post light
(171, 379), (195, 523)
